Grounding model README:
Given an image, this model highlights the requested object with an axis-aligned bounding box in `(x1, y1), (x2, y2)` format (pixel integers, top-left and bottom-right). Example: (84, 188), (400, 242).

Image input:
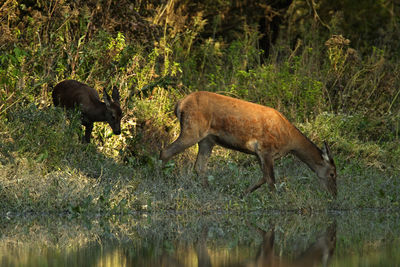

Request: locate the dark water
(1, 211), (399, 267)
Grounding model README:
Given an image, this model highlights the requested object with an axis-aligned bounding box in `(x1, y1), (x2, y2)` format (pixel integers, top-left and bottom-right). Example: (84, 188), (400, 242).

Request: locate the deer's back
(179, 91), (300, 155)
(53, 80), (101, 110)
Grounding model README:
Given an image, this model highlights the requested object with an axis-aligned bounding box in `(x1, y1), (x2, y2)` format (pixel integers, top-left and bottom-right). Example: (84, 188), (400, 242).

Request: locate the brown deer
(160, 91), (337, 197)
(52, 80), (122, 143)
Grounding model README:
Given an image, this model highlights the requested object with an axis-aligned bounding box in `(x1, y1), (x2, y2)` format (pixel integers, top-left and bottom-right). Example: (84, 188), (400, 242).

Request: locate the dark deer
(52, 80), (122, 143)
(160, 91), (337, 197)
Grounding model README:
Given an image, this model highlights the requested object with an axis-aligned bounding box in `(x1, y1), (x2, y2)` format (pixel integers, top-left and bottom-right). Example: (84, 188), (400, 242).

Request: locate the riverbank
(1, 106), (398, 214)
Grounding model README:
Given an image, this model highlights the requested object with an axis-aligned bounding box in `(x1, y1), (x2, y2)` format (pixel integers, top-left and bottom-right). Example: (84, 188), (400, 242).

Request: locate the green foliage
(4, 104), (82, 167)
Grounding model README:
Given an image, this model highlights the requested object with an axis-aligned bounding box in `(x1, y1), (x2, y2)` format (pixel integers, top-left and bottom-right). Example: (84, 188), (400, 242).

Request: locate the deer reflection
(243, 222), (337, 267)
(117, 222), (336, 267)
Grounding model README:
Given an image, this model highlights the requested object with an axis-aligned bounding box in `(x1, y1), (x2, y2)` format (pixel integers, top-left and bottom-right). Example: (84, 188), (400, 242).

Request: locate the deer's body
(53, 80), (122, 143)
(160, 91), (337, 196)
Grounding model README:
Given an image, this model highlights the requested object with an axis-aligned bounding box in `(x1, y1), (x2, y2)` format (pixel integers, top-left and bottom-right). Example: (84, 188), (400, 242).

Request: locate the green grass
(1, 102), (398, 215)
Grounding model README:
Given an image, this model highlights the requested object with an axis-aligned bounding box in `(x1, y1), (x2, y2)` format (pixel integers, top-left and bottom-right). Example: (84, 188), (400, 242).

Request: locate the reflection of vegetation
(0, 212), (399, 266)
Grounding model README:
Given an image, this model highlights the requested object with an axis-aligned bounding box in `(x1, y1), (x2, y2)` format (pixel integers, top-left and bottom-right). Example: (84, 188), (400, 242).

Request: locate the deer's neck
(291, 130), (323, 172)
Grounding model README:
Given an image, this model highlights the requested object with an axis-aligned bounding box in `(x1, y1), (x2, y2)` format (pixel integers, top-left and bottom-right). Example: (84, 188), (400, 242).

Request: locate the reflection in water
(114, 223), (336, 267)
(237, 223), (336, 267)
(0, 212), (399, 267)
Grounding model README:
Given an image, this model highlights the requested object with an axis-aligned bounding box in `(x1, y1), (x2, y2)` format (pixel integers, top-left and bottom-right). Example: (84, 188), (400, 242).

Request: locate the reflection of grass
(0, 212), (399, 266)
(332, 211), (400, 267)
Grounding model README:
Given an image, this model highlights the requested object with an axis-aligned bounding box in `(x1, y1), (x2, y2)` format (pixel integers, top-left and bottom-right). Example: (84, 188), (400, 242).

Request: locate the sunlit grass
(1, 104), (398, 214)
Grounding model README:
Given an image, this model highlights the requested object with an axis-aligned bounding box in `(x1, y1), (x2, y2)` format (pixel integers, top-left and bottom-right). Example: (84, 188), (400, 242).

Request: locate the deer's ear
(321, 141), (332, 162)
(103, 89), (111, 108)
(112, 86), (120, 104)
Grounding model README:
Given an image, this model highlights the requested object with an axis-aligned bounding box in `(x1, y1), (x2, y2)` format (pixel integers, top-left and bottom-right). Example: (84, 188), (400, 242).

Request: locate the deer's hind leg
(160, 133), (202, 165)
(160, 108), (211, 164)
(195, 136), (215, 186)
(160, 122), (209, 165)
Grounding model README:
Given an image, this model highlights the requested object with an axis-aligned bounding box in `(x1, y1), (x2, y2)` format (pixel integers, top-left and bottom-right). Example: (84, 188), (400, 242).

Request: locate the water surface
(1, 211), (399, 266)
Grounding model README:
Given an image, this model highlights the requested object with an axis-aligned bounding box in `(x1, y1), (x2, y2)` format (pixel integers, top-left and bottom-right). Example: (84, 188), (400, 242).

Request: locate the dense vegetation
(1, 0), (399, 214)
